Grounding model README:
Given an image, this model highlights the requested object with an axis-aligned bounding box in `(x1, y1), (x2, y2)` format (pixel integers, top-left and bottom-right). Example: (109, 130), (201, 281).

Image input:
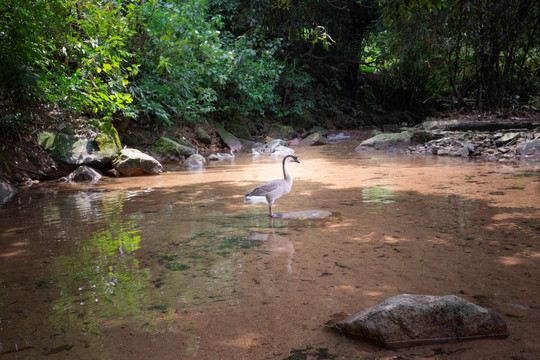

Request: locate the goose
(208, 149), (235, 161)
(244, 154), (300, 218)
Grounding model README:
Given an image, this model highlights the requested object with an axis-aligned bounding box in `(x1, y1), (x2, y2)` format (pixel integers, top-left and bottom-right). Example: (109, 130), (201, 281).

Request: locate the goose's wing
(245, 179), (283, 197)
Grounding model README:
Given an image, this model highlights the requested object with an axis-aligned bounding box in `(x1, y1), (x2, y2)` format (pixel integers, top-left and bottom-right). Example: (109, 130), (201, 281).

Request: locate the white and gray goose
(244, 154), (300, 218)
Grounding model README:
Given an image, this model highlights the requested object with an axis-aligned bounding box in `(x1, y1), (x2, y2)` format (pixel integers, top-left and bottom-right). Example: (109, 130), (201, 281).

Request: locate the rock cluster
(406, 129), (540, 162)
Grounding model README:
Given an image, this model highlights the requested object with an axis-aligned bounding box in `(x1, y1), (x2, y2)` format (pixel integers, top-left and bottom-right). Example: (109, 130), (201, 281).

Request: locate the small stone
(437, 149), (449, 156)
(451, 146), (469, 157)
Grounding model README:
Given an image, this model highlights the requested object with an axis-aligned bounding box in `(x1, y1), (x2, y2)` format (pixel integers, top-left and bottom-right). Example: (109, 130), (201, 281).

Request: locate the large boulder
(216, 123), (242, 151)
(0, 180), (17, 207)
(38, 124), (121, 167)
(112, 148), (163, 176)
(356, 131), (412, 150)
(334, 294), (508, 349)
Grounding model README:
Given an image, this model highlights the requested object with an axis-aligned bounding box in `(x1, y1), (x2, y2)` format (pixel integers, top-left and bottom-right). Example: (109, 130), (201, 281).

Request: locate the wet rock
(334, 294), (509, 349)
(112, 148), (163, 176)
(0, 179), (17, 207)
(252, 139), (288, 155)
(299, 132), (327, 146)
(270, 145), (295, 157)
(59, 165), (102, 183)
(356, 131), (412, 150)
(216, 123), (242, 151)
(185, 154), (206, 168)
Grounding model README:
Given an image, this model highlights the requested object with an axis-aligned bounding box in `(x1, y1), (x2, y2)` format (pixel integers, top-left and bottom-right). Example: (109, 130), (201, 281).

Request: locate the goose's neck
(283, 159), (292, 180)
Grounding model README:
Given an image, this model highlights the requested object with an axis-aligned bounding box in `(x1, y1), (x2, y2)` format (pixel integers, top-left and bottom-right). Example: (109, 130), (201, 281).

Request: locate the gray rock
(270, 145), (295, 157)
(357, 131), (412, 150)
(216, 123), (242, 151)
(450, 146), (469, 157)
(59, 165), (102, 183)
(495, 132), (520, 146)
(437, 149), (449, 156)
(0, 180), (17, 207)
(299, 132), (327, 146)
(335, 294), (508, 349)
(112, 148), (163, 176)
(516, 139), (540, 155)
(253, 139), (287, 155)
(185, 154), (206, 168)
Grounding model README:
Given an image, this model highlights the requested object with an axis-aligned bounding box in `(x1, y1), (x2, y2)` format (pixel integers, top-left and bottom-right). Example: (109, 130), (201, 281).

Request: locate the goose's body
(208, 149), (235, 161)
(245, 154), (300, 218)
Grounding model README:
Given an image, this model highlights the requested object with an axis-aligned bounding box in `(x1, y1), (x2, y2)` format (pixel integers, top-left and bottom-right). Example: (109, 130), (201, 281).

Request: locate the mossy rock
(290, 110), (316, 131)
(152, 136), (197, 157)
(411, 130), (441, 144)
(38, 127), (121, 167)
(163, 134), (194, 148)
(196, 127), (212, 144)
(215, 123), (242, 150)
(357, 131), (412, 149)
(226, 122), (252, 140)
(265, 123), (297, 140)
(528, 96), (540, 109)
(91, 121), (122, 149)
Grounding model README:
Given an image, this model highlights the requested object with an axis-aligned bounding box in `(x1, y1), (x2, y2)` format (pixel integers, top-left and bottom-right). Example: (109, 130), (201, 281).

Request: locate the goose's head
(285, 155), (300, 164)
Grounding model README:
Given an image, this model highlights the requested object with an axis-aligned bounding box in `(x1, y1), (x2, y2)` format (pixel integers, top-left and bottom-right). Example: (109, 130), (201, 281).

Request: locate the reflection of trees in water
(50, 192), (151, 335)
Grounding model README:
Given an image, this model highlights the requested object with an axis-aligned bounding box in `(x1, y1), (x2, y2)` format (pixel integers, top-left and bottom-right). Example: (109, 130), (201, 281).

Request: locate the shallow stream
(1, 138), (539, 359)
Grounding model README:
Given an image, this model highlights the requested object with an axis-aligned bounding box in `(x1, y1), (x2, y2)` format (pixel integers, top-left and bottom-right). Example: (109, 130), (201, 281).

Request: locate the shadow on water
(0, 150), (539, 359)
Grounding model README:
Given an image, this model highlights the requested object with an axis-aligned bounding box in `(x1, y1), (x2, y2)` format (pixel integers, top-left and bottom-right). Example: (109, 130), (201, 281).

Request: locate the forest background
(1, 0), (539, 154)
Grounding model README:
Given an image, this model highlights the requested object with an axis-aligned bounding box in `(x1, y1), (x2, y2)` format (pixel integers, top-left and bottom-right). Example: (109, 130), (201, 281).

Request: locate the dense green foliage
(1, 0), (539, 131)
(382, 0), (540, 110)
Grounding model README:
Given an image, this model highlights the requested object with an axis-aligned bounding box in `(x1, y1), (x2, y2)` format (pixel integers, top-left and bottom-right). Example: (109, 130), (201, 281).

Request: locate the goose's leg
(268, 203), (279, 218)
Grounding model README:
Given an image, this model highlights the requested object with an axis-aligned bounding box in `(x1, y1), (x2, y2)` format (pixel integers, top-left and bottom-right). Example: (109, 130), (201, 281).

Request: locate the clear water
(1, 142), (539, 359)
